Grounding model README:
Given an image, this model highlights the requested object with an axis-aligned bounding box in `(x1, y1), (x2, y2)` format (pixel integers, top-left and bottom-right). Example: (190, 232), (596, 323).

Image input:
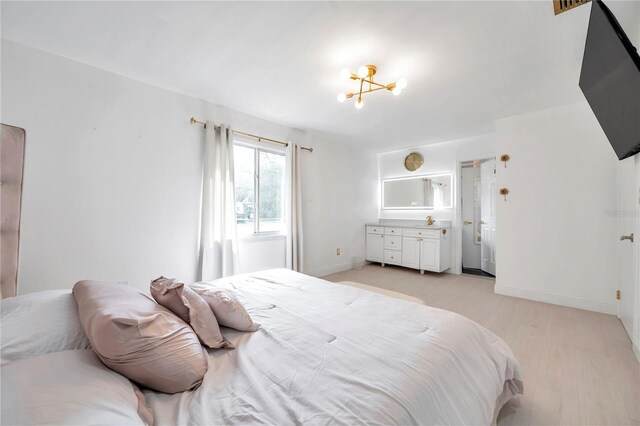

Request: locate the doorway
(460, 157), (496, 278)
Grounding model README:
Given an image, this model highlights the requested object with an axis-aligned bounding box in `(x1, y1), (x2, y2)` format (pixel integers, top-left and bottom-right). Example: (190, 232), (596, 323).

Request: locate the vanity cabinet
(401, 237), (420, 269)
(365, 231), (384, 263)
(366, 224), (451, 274)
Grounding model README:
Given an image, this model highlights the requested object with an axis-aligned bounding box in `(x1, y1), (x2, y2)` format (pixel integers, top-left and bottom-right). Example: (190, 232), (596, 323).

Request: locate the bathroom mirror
(382, 173), (453, 209)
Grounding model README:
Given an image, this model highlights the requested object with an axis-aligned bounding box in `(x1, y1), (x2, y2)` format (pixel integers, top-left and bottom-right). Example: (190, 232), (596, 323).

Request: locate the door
(461, 166), (481, 269)
(480, 159), (496, 276)
(420, 239), (439, 272)
(618, 157), (637, 341)
(366, 234), (384, 262)
(402, 237), (420, 269)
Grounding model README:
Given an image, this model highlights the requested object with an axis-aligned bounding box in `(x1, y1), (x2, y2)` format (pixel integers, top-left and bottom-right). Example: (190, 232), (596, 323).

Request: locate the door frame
(454, 153), (496, 275)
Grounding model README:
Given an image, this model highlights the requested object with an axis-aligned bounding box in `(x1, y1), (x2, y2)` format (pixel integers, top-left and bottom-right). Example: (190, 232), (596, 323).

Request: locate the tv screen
(579, 0), (640, 160)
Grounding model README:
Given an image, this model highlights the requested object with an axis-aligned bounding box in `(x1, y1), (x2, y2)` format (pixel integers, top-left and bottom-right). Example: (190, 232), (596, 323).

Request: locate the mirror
(382, 174), (453, 209)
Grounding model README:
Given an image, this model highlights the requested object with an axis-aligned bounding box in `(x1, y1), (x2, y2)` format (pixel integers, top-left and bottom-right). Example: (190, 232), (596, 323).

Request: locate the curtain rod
(190, 117), (313, 152)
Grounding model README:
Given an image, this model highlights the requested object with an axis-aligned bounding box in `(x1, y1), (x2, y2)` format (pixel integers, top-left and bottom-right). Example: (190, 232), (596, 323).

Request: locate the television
(579, 0), (640, 160)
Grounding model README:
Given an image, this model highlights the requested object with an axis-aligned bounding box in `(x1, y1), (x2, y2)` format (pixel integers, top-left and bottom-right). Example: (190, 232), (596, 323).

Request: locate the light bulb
(337, 93), (347, 103)
(355, 98), (364, 109)
(392, 87), (402, 96)
(357, 65), (369, 79)
(339, 68), (351, 80)
(396, 78), (407, 89)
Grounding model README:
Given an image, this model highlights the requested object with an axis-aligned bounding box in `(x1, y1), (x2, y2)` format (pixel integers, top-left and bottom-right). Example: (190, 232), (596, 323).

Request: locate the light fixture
(357, 65), (369, 79)
(336, 64), (407, 109)
(339, 68), (351, 80)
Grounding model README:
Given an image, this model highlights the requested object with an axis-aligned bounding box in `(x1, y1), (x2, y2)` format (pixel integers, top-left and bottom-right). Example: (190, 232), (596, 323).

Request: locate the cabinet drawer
(384, 250), (401, 265)
(384, 227), (402, 236)
(384, 235), (401, 250)
(366, 226), (384, 235)
(403, 228), (440, 239)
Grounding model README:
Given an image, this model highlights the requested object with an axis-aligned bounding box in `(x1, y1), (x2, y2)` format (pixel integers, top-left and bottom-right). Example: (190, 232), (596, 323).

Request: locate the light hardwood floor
(323, 265), (640, 426)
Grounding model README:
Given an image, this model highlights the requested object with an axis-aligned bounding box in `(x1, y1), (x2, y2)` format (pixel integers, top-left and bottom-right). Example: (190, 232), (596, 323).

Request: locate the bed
(1, 269), (523, 425)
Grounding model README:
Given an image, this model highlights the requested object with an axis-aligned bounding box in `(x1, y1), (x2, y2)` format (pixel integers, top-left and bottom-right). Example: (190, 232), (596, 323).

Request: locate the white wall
(1, 40), (377, 293)
(494, 101), (619, 314)
(301, 133), (379, 277)
(237, 236), (286, 274)
(2, 40), (205, 293)
(377, 133), (496, 273)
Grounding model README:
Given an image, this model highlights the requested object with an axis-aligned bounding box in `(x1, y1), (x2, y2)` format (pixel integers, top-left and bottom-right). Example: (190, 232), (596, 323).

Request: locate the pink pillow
(73, 280), (207, 394)
(190, 285), (259, 332)
(150, 277), (233, 349)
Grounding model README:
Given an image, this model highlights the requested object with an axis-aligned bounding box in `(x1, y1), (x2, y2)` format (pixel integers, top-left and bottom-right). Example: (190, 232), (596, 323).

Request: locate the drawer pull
(418, 232), (422, 235)
(391, 241), (394, 244)
(391, 256), (394, 259)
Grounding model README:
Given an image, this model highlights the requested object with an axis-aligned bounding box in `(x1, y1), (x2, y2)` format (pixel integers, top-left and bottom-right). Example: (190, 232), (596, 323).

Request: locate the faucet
(425, 216), (434, 226)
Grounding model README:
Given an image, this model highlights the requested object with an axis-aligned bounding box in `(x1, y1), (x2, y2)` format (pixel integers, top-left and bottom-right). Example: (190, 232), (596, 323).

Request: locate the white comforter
(144, 269), (523, 425)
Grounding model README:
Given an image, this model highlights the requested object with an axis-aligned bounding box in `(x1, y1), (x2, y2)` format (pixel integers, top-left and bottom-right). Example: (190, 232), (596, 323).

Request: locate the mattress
(143, 269), (523, 425)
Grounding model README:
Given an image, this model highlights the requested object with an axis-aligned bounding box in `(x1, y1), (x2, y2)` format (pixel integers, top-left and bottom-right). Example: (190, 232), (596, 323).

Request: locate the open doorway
(460, 157), (496, 278)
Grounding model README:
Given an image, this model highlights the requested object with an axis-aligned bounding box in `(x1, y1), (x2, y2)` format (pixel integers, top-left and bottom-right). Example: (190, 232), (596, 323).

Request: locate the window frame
(233, 138), (286, 237)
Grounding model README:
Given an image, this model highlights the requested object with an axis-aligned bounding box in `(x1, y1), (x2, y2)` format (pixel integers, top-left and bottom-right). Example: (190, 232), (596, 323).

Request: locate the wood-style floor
(323, 264), (640, 426)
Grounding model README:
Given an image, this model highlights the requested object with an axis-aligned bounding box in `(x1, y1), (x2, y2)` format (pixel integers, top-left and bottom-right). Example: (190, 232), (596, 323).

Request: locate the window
(234, 142), (286, 236)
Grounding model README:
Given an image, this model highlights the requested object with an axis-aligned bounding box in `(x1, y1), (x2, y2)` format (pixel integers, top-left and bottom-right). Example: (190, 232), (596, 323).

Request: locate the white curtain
(199, 121), (239, 281)
(285, 143), (304, 272)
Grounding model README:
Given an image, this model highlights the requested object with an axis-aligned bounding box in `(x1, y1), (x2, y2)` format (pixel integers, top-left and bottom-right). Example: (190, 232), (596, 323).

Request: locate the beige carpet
(337, 281), (424, 304)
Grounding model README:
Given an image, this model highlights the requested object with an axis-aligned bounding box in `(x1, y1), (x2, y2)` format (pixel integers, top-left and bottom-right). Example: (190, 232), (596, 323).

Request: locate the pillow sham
(0, 289), (91, 365)
(150, 277), (233, 349)
(73, 280), (207, 394)
(1, 349), (152, 425)
(190, 284), (259, 332)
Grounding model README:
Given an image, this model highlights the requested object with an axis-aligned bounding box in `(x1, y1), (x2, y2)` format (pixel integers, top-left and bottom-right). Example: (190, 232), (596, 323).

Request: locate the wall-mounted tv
(579, 0), (640, 160)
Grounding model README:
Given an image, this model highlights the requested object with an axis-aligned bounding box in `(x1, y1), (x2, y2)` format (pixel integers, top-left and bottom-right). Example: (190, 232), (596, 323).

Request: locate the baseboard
(494, 284), (617, 315)
(307, 260), (367, 278)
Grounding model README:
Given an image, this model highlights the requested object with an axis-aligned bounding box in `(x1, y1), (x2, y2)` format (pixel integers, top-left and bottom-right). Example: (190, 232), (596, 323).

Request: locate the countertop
(366, 221), (450, 230)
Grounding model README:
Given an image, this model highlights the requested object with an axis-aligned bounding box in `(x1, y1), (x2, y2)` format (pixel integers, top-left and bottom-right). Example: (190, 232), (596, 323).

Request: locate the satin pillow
(73, 280), (207, 394)
(1, 290), (91, 365)
(1, 349), (152, 425)
(150, 277), (233, 349)
(190, 285), (259, 332)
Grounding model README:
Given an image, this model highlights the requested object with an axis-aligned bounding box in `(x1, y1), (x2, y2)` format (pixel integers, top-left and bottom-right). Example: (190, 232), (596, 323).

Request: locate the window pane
(233, 145), (255, 236)
(258, 151), (285, 233)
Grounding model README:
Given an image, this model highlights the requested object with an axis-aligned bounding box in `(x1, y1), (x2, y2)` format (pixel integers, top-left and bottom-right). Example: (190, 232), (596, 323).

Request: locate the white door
(402, 237), (420, 269)
(420, 239), (439, 272)
(618, 157), (637, 341)
(461, 166), (481, 269)
(366, 234), (384, 262)
(480, 159), (496, 276)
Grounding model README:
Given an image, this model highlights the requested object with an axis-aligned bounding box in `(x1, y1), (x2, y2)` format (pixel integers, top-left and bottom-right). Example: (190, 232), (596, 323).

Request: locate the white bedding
(143, 269), (523, 425)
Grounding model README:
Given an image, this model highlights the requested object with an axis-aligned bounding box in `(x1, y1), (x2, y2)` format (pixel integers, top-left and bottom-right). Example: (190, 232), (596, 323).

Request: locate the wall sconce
(499, 188), (509, 201)
(500, 154), (510, 168)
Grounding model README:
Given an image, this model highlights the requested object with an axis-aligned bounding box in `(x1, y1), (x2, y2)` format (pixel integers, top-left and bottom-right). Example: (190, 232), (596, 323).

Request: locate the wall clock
(404, 152), (424, 171)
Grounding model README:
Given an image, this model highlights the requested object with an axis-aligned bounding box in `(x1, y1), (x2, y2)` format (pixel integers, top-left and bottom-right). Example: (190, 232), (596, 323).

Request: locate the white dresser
(365, 223), (451, 274)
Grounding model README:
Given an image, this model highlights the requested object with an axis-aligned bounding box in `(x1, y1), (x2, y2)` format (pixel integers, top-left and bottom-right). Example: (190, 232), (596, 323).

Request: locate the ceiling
(2, 1), (639, 152)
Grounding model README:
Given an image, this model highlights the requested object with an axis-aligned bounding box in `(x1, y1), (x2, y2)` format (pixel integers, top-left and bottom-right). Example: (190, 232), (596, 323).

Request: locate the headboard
(1, 124), (26, 299)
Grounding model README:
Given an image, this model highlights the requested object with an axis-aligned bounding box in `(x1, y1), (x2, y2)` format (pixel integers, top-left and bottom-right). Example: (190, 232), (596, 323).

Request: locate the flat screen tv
(579, 0), (640, 160)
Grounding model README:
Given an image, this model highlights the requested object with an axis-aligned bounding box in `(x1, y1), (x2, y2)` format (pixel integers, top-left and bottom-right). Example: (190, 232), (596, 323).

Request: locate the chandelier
(337, 64), (407, 109)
